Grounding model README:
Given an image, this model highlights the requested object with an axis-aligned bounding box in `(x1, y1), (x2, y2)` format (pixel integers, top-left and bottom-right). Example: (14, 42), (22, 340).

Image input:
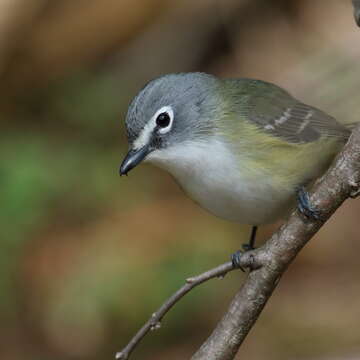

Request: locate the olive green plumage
(215, 78), (349, 192)
(220, 78), (349, 144)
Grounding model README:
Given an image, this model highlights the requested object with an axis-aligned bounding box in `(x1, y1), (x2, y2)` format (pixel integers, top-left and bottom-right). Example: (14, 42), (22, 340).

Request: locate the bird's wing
(250, 98), (350, 144)
(228, 79), (351, 144)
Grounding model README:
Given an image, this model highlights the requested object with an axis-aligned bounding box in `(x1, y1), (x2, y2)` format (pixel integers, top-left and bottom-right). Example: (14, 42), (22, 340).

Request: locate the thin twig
(115, 261), (242, 359)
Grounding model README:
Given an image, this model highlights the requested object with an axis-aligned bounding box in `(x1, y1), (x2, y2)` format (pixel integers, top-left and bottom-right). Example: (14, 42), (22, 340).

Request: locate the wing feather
(226, 79), (350, 144)
(249, 86), (350, 144)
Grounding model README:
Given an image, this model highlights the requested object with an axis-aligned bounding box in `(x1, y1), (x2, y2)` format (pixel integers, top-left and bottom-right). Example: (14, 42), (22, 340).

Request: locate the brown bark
(191, 125), (360, 359)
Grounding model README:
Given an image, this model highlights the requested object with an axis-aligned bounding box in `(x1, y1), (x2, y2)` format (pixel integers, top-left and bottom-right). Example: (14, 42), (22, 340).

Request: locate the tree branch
(115, 118), (360, 360)
(116, 123), (360, 359)
(191, 125), (360, 360)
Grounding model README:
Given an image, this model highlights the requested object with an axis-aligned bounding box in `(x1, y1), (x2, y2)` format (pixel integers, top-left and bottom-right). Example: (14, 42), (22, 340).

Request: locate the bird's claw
(231, 250), (245, 272)
(297, 186), (323, 221)
(349, 180), (360, 198)
(242, 243), (254, 252)
(232, 226), (258, 271)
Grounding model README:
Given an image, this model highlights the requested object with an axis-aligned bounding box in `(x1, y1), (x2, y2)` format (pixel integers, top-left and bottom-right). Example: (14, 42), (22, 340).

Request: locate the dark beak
(119, 145), (150, 176)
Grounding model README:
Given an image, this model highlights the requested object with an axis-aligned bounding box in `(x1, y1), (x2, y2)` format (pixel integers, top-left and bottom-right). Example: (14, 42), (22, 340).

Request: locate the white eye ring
(132, 105), (174, 150)
(153, 106), (174, 134)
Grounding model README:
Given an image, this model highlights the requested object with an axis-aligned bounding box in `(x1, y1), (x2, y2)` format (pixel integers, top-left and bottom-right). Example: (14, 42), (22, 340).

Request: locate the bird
(119, 72), (351, 266)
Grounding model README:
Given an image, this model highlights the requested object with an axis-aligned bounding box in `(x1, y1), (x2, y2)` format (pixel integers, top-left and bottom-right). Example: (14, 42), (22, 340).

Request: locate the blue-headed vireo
(119, 73), (350, 262)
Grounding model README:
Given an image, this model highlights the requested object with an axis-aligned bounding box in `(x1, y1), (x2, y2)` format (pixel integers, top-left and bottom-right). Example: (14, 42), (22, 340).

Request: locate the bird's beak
(119, 145), (150, 176)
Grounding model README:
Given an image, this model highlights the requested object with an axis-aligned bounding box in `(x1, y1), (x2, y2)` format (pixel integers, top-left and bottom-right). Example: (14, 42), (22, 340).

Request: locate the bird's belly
(176, 172), (292, 224)
(147, 139), (295, 225)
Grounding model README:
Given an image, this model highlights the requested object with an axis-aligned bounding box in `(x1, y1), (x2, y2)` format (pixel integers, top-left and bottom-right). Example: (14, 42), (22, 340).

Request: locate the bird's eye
(156, 112), (171, 128)
(153, 106), (174, 135)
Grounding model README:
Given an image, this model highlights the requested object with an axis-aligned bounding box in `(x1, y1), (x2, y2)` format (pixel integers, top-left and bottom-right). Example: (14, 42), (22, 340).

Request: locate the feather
(223, 79), (351, 144)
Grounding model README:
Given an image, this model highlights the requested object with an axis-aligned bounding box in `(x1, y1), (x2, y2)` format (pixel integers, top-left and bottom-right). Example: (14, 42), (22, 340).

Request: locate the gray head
(120, 72), (221, 175)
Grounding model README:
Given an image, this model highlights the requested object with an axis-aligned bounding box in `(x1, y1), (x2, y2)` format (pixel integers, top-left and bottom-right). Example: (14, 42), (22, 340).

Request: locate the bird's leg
(297, 186), (323, 221)
(231, 226), (258, 271)
(242, 226), (258, 251)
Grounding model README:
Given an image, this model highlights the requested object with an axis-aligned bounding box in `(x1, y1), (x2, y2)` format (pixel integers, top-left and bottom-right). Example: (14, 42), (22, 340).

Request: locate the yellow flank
(221, 116), (343, 190)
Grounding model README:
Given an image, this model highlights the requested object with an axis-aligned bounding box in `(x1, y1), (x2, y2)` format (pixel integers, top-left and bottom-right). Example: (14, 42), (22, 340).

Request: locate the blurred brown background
(1, 0), (360, 359)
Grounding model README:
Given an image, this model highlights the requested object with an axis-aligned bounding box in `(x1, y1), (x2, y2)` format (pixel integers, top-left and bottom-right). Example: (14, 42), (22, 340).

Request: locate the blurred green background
(1, 0), (360, 359)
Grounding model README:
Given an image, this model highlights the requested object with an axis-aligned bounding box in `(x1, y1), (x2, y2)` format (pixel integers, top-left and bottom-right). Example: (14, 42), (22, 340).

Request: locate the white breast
(146, 138), (293, 225)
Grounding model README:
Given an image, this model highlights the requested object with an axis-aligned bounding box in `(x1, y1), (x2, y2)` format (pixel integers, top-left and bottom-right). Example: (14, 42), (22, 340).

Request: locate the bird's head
(119, 72), (222, 175)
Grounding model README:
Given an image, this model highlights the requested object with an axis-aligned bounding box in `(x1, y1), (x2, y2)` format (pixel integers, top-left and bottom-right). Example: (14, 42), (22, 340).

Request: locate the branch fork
(116, 123), (360, 360)
(115, 247), (267, 359)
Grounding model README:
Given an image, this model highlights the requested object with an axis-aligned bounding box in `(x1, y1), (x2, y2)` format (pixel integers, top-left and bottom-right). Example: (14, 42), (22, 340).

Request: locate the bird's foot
(242, 242), (254, 252)
(349, 180), (360, 198)
(232, 225), (258, 271)
(231, 248), (261, 272)
(297, 186), (323, 221)
(232, 244), (257, 271)
(231, 250), (246, 272)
